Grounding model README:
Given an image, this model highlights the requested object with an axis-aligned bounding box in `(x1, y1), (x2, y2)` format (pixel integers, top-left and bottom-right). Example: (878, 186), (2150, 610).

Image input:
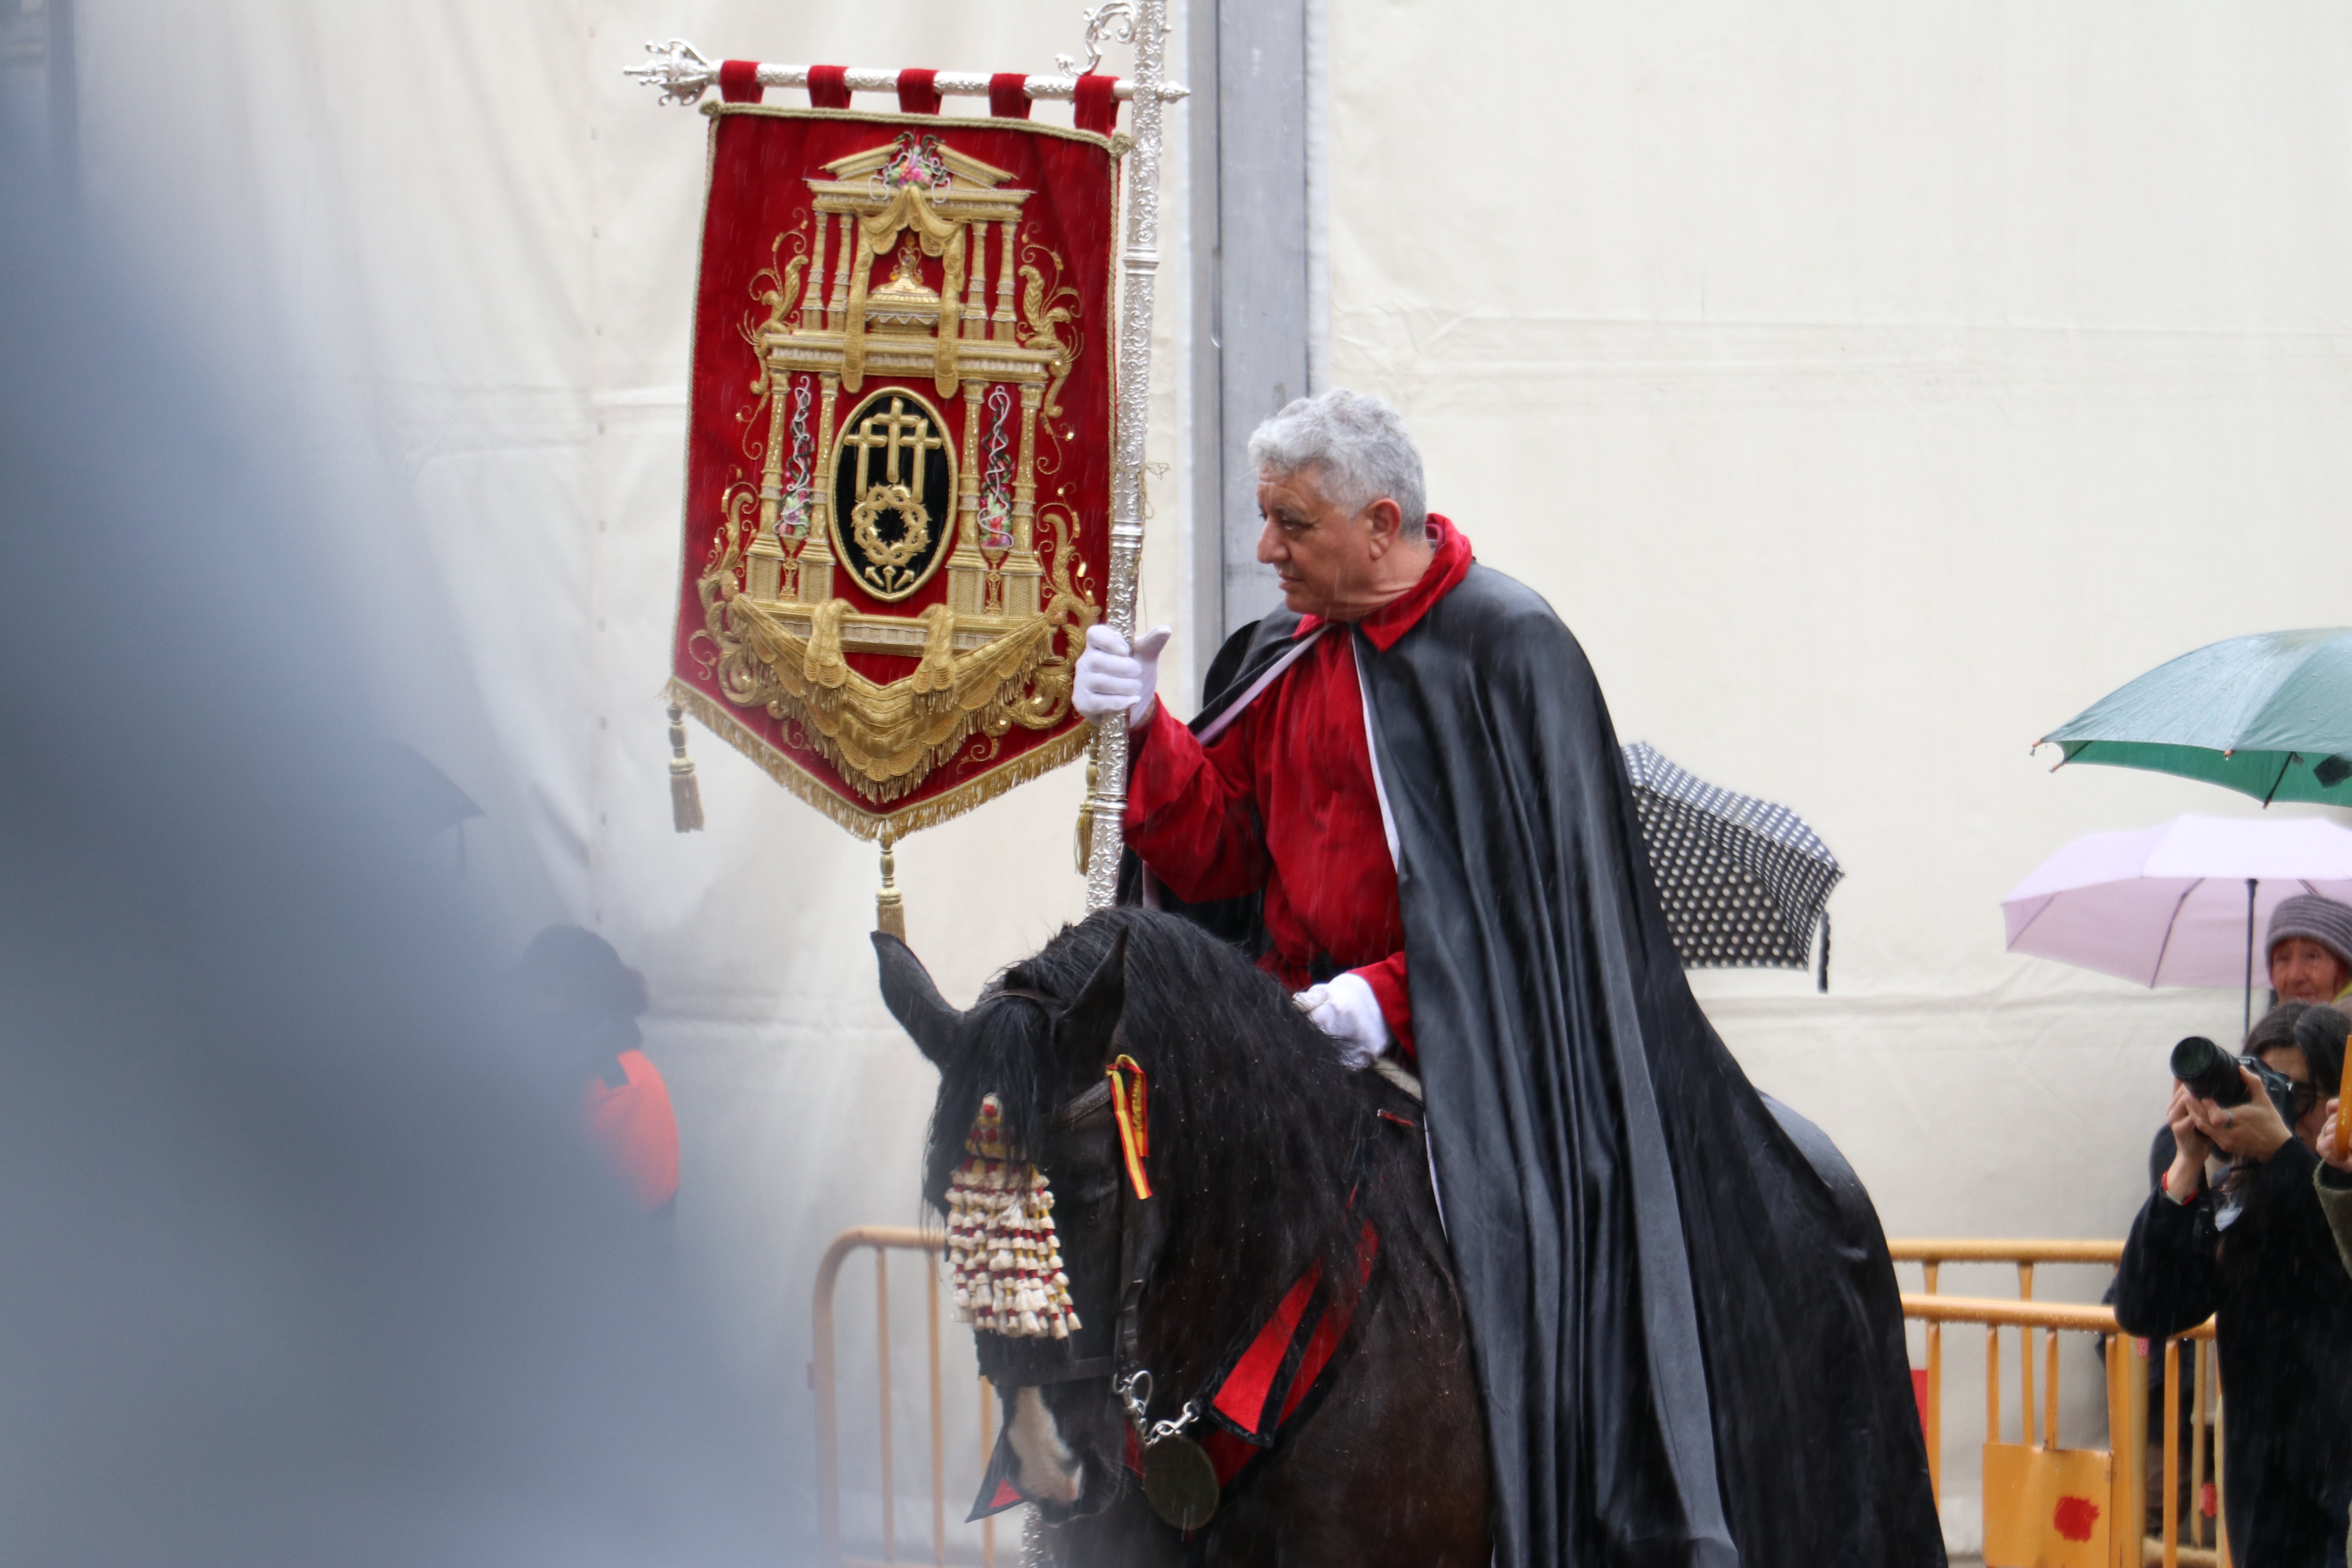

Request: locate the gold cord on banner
(875, 829), (907, 939)
(1105, 1053), (1151, 1200)
(667, 700), (706, 832)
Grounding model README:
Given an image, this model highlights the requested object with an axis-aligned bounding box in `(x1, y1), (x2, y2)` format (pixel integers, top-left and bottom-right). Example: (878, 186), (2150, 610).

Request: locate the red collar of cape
(1293, 514), (1471, 651)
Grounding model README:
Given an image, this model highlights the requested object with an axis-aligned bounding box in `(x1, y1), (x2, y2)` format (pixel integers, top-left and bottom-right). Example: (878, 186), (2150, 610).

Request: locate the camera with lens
(2171, 1034), (2301, 1123)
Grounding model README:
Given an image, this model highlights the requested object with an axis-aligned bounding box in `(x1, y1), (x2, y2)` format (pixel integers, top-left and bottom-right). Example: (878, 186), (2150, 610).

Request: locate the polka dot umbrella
(1622, 742), (1844, 990)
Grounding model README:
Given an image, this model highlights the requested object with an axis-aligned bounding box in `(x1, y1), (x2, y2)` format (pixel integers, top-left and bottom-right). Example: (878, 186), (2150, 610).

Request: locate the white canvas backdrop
(64, 0), (2352, 1549)
(1329, 2), (2352, 1539)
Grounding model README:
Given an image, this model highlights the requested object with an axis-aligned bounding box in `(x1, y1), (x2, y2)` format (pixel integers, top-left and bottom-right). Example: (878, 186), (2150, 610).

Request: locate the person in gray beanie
(2268, 893), (2352, 1005)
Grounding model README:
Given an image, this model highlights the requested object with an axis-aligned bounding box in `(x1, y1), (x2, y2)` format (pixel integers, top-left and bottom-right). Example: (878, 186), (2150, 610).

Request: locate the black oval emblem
(831, 388), (957, 602)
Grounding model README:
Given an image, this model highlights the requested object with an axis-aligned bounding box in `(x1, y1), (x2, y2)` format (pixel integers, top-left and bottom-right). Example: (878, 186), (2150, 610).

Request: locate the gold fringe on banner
(665, 677), (1088, 842)
(666, 699), (706, 832)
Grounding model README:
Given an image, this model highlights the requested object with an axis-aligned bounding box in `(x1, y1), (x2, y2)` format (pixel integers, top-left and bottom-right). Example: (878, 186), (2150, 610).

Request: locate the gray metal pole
(1083, 0), (1172, 911)
(2245, 877), (2258, 1040)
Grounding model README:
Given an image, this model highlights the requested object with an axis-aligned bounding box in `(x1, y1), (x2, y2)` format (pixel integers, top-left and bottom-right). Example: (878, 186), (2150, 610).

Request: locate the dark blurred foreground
(0, 153), (796, 1564)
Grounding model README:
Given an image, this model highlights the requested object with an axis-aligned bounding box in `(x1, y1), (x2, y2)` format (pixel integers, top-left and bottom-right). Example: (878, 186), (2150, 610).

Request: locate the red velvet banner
(671, 105), (1120, 839)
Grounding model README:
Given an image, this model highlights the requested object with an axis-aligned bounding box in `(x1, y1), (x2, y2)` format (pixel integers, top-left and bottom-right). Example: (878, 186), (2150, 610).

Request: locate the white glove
(1072, 624), (1172, 726)
(1294, 971), (1392, 1070)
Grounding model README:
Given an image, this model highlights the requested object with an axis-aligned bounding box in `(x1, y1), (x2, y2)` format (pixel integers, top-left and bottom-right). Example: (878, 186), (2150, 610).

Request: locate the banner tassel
(876, 829), (907, 939)
(666, 701), (706, 833)
(1074, 750), (1100, 873)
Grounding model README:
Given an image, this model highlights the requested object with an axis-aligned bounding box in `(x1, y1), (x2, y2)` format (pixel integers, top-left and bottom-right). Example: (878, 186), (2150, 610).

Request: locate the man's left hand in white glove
(1072, 624), (1172, 726)
(1294, 971), (1392, 1070)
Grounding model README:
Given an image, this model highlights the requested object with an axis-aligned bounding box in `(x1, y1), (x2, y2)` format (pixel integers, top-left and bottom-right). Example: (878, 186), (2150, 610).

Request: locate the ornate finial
(666, 698), (706, 832)
(889, 235), (925, 288)
(876, 829), (907, 939)
(625, 39), (717, 106)
(1056, 2), (1140, 76)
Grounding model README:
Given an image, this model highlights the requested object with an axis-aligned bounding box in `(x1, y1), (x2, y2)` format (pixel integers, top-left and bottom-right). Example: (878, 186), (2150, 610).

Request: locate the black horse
(875, 907), (1491, 1566)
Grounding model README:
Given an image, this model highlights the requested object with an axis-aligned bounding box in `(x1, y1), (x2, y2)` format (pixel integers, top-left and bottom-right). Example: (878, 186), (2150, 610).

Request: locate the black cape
(1124, 563), (1943, 1568)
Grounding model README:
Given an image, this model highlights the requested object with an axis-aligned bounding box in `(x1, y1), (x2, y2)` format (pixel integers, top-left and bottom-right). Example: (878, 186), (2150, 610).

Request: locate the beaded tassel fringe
(946, 1096), (1080, 1338)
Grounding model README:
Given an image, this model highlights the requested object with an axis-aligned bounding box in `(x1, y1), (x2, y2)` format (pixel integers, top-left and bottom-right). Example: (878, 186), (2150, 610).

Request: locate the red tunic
(1123, 517), (1474, 1061)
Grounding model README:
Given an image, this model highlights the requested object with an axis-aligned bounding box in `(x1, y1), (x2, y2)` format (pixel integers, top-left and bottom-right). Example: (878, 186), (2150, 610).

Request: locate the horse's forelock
(922, 994), (1057, 1207)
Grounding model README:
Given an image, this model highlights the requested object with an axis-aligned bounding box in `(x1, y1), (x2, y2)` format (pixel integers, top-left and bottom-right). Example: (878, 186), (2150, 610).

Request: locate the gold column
(1005, 382), (1044, 619)
(992, 219), (1018, 342)
(841, 225), (877, 392)
(961, 220), (989, 341)
(799, 210), (829, 328)
(946, 381), (987, 616)
(826, 212), (854, 331)
(799, 373), (840, 603)
(746, 362), (790, 601)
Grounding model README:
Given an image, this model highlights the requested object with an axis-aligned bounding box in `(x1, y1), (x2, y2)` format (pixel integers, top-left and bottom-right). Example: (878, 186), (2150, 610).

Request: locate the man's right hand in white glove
(1295, 972), (1393, 1071)
(1072, 624), (1172, 726)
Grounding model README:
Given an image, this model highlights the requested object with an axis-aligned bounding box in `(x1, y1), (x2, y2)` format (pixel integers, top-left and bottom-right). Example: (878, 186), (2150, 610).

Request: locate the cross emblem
(842, 396), (944, 503)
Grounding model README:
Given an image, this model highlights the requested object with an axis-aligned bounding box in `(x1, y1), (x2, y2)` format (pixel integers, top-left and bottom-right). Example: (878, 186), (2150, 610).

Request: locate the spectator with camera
(2115, 1001), (2352, 1567)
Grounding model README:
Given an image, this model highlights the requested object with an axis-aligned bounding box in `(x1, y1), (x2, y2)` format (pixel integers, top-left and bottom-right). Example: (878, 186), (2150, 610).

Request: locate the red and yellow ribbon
(1106, 1054), (1152, 1200)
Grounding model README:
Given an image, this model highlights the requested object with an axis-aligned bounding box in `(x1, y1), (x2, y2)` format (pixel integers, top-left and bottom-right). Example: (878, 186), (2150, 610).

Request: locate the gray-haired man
(1073, 389), (1942, 1568)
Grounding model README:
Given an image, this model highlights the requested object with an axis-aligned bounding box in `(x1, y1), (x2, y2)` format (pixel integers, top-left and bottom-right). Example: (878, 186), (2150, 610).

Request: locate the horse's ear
(873, 931), (964, 1067)
(1057, 927), (1129, 1061)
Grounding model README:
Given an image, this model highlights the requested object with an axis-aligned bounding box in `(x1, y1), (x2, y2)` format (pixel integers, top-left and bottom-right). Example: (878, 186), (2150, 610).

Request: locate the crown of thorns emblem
(850, 483), (932, 582)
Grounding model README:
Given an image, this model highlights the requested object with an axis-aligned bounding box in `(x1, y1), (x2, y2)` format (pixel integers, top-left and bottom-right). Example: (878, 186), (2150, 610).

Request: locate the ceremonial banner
(670, 104), (1118, 838)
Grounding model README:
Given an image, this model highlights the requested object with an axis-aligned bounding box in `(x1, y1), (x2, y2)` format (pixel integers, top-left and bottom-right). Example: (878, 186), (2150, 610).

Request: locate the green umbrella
(2039, 628), (2352, 806)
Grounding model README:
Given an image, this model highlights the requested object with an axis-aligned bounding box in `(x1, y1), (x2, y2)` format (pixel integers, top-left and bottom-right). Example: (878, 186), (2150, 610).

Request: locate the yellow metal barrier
(808, 1229), (2225, 1568)
(1891, 1241), (2127, 1504)
(813, 1225), (1002, 1568)
(1892, 1241), (2222, 1568)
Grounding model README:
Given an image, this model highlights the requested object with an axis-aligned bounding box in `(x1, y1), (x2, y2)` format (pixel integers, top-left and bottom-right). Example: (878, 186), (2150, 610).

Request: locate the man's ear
(1361, 496), (1407, 556)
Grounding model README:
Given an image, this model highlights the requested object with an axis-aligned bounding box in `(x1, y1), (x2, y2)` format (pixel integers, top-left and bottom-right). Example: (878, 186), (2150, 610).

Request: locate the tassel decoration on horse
(945, 1095), (1080, 1338)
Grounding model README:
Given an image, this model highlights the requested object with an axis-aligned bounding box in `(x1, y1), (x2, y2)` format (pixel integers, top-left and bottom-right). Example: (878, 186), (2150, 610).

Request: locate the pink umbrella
(2002, 815), (2352, 1033)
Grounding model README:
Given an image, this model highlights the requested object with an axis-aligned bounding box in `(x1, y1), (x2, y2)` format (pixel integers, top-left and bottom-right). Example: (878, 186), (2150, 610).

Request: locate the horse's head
(874, 909), (1373, 1524)
(873, 920), (1140, 1519)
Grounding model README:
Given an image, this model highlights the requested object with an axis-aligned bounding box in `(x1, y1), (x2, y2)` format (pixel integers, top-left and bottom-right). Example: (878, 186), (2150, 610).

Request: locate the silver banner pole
(1082, 0), (1169, 911)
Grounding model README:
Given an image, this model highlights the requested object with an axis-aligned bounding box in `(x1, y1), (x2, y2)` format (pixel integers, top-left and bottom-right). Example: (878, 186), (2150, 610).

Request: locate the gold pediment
(822, 141), (1016, 190)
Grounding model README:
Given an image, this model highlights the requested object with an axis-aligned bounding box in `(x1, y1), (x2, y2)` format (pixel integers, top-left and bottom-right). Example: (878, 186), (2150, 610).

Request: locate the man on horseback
(1072, 390), (1944, 1568)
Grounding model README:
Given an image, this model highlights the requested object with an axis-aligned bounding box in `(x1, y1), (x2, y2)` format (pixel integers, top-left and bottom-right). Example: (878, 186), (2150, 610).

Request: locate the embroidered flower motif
(875, 132), (952, 194)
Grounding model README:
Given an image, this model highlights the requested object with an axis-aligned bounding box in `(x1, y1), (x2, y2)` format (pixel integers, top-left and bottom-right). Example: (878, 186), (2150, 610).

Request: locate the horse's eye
(1067, 1174), (1119, 1212)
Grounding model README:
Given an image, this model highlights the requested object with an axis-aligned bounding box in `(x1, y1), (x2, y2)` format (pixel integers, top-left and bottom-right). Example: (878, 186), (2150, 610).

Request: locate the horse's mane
(922, 908), (1380, 1358)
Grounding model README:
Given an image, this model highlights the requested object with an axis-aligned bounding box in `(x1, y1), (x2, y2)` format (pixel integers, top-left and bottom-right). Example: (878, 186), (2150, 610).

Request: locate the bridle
(970, 991), (1211, 1524)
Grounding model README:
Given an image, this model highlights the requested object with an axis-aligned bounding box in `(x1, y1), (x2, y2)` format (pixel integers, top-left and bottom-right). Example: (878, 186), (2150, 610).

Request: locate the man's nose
(1255, 517), (1283, 565)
